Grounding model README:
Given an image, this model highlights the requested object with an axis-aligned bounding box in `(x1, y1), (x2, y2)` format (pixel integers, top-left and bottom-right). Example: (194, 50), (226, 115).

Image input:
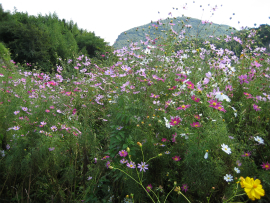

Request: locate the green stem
(163, 186), (175, 203)
(178, 191), (191, 203)
(113, 167), (156, 203)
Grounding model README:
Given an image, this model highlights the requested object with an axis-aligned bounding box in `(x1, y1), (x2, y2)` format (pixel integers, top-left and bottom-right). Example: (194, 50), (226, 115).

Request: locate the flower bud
(127, 147), (130, 152)
(109, 166), (114, 169)
(158, 153), (162, 156)
(137, 142), (142, 147)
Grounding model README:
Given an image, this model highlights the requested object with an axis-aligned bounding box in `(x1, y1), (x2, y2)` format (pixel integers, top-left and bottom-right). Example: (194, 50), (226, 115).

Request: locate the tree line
(0, 4), (112, 72)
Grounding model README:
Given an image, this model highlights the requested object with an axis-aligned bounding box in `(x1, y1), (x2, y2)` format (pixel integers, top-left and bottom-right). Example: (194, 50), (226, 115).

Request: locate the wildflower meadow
(0, 6), (270, 203)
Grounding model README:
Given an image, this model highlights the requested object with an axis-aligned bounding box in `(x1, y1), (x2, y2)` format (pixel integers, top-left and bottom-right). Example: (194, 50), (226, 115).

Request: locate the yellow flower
(243, 177), (265, 201)
(239, 176), (245, 188)
(174, 186), (181, 195)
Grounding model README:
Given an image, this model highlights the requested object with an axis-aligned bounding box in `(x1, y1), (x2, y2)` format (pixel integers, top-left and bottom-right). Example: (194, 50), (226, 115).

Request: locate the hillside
(113, 16), (237, 49)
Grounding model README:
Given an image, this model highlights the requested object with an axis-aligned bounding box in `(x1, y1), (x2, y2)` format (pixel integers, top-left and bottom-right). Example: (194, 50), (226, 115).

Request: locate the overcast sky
(1, 0), (270, 45)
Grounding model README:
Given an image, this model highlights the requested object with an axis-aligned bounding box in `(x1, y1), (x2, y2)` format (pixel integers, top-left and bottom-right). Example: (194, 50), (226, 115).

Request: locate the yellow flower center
(245, 153), (248, 156)
(213, 102), (216, 106)
(174, 121), (177, 124)
(253, 184), (257, 188)
(265, 165), (269, 168)
(182, 105), (186, 108)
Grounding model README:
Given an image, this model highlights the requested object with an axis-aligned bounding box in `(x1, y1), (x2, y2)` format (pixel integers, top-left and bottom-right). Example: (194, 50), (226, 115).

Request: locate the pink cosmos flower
(14, 111), (20, 115)
(102, 156), (110, 160)
(176, 104), (191, 110)
(241, 152), (251, 157)
(172, 133), (177, 143)
(51, 126), (57, 132)
(45, 109), (50, 113)
(150, 93), (160, 98)
(168, 86), (177, 90)
(194, 115), (201, 120)
(72, 109), (77, 115)
(186, 81), (194, 89)
(238, 75), (249, 84)
(244, 92), (253, 98)
(22, 107), (28, 111)
(190, 122), (201, 127)
(146, 184), (153, 192)
(106, 161), (111, 169)
(253, 104), (261, 111)
(169, 117), (181, 126)
(172, 156), (181, 161)
(261, 162), (270, 170)
(236, 160), (242, 166)
(47, 81), (56, 86)
(126, 161), (136, 169)
(208, 99), (222, 109)
(119, 150), (128, 157)
(161, 138), (168, 142)
(181, 184), (188, 193)
(191, 95), (200, 102)
(120, 159), (128, 164)
(216, 106), (227, 112)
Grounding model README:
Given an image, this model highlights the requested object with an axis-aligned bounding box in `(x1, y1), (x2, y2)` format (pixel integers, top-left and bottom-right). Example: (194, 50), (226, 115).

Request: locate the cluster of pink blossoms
(207, 99), (226, 112)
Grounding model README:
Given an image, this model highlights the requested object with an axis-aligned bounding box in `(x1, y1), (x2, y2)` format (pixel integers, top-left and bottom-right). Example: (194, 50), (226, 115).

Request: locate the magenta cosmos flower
(176, 104), (191, 110)
(168, 86), (177, 90)
(161, 138), (168, 142)
(172, 156), (181, 161)
(119, 150), (128, 157)
(186, 81), (194, 89)
(181, 184), (188, 193)
(169, 117), (181, 126)
(191, 95), (200, 102)
(207, 99), (222, 109)
(241, 151), (251, 157)
(261, 162), (270, 170)
(146, 184), (152, 192)
(253, 104), (261, 111)
(238, 74), (249, 84)
(190, 122), (201, 127)
(216, 106), (227, 112)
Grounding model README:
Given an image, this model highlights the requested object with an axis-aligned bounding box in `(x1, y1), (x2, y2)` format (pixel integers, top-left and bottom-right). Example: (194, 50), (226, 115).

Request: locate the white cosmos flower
(224, 174), (233, 182)
(164, 117), (171, 128)
(204, 151), (208, 159)
(221, 144), (231, 154)
(231, 106), (237, 117)
(180, 133), (189, 139)
(215, 93), (231, 102)
(234, 167), (240, 173)
(254, 136), (264, 144)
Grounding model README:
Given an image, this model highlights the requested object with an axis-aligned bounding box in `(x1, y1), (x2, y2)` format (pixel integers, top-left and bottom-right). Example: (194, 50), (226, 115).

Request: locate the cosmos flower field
(0, 16), (270, 203)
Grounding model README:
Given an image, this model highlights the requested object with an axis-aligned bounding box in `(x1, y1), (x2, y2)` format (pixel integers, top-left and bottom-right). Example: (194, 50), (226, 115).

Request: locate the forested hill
(113, 16), (237, 49)
(0, 4), (112, 72)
